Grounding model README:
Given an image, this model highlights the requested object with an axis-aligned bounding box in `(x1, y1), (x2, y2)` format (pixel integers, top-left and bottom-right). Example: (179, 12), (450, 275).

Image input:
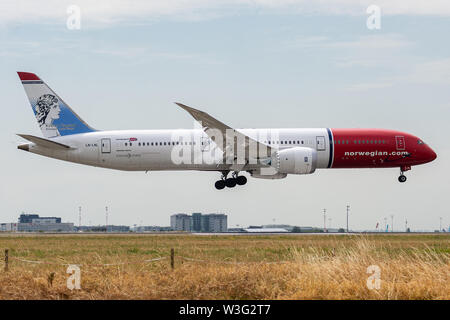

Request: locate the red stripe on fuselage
(330, 129), (434, 168)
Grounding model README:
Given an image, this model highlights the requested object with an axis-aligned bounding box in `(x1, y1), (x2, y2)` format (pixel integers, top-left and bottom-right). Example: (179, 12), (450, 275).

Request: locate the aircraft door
(395, 136), (405, 150)
(316, 136), (326, 151)
(99, 138), (113, 166)
(201, 137), (210, 152)
(101, 138), (111, 153)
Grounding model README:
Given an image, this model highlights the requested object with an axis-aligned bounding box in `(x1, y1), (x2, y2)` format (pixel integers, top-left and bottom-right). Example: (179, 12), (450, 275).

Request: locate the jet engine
(249, 168), (287, 179)
(271, 147), (317, 174)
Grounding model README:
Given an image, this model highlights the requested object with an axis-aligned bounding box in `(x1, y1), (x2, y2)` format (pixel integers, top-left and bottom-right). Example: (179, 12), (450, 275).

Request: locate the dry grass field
(0, 233), (448, 300)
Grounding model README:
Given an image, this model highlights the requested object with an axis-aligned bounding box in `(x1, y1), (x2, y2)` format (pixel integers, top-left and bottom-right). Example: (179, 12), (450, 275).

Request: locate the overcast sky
(0, 0), (449, 231)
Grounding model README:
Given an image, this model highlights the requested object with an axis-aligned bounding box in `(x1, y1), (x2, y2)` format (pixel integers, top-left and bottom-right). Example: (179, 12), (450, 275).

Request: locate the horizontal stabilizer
(17, 134), (72, 150)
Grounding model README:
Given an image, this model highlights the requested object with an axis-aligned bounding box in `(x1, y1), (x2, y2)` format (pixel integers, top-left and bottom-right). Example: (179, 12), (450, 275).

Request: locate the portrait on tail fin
(34, 94), (61, 138)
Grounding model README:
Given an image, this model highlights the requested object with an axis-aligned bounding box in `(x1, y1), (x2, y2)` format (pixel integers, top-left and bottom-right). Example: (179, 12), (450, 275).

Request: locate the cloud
(345, 80), (396, 92)
(1, 0), (450, 27)
(289, 34), (413, 50)
(408, 57), (450, 85)
(345, 58), (450, 91)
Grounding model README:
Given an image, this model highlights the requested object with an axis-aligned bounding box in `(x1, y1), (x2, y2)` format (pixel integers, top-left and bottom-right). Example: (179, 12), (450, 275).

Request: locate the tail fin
(17, 72), (95, 138)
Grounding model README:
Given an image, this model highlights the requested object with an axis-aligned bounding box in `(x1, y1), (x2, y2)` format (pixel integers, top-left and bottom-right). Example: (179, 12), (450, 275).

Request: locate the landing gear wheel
(398, 175), (407, 183)
(225, 178), (237, 188)
(215, 180), (226, 190)
(236, 175), (247, 185)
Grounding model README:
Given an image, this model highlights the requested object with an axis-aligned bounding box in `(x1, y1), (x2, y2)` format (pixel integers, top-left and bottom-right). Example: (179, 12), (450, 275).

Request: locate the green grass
(0, 233), (448, 300)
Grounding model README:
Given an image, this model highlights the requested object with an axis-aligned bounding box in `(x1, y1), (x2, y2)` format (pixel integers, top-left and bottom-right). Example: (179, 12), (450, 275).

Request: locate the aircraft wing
(17, 134), (72, 150)
(175, 103), (273, 166)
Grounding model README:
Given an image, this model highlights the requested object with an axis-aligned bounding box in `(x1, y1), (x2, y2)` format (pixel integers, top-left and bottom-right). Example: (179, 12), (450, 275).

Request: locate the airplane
(16, 72), (437, 190)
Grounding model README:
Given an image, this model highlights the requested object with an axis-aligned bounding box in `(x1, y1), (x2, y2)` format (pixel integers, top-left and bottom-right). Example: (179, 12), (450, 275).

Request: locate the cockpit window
(417, 139), (425, 145)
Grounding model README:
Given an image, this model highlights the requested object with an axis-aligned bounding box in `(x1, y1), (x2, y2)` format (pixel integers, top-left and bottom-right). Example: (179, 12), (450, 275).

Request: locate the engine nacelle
(250, 168), (287, 179)
(272, 147), (317, 174)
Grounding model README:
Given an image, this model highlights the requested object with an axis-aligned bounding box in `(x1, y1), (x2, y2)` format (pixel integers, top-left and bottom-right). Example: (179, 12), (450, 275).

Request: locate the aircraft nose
(426, 146), (437, 162)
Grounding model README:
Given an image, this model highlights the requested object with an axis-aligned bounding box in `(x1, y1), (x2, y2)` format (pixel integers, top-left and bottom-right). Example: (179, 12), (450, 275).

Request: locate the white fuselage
(27, 128), (332, 172)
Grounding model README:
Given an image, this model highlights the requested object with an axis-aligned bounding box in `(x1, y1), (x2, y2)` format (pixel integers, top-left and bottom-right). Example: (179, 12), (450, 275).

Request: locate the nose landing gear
(214, 171), (247, 190)
(398, 165), (411, 183)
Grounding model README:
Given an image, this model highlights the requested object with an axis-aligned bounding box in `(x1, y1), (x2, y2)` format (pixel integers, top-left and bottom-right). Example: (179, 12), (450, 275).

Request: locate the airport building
(0, 223), (18, 232)
(19, 214), (62, 224)
(192, 212), (202, 232)
(107, 225), (130, 232)
(0, 213), (75, 232)
(132, 226), (172, 232)
(16, 214), (73, 232)
(17, 222), (74, 232)
(244, 227), (289, 233)
(170, 213), (228, 233)
(201, 214), (228, 233)
(76, 225), (131, 232)
(171, 214), (192, 232)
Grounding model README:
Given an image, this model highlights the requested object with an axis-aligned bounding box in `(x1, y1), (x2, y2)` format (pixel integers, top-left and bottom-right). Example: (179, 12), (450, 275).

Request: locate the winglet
(174, 102), (228, 129)
(175, 102), (201, 116)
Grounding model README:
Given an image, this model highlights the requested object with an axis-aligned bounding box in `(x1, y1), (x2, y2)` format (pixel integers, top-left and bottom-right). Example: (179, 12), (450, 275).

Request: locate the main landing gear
(398, 165), (411, 183)
(214, 171), (247, 190)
